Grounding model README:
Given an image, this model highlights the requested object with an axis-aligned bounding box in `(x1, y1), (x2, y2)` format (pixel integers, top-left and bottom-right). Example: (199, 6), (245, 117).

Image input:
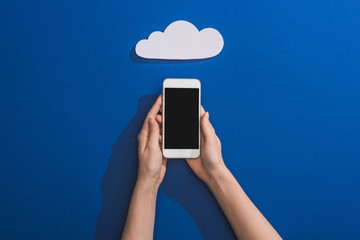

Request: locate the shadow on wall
(95, 94), (236, 240)
(94, 94), (158, 240)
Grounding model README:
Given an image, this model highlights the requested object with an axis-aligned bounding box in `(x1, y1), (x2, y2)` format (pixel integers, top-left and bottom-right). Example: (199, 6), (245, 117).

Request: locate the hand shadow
(95, 94), (236, 240)
(94, 94), (158, 240)
(162, 159), (236, 240)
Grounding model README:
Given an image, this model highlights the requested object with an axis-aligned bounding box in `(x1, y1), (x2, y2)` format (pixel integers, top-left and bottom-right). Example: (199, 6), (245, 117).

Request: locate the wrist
(136, 176), (160, 195)
(205, 164), (232, 189)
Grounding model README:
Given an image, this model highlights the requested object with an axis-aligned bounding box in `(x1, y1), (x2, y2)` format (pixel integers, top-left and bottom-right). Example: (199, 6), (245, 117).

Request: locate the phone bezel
(162, 78), (201, 159)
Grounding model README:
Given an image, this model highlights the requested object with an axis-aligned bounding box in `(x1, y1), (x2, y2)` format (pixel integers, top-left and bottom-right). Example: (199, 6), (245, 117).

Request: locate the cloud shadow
(129, 45), (213, 64)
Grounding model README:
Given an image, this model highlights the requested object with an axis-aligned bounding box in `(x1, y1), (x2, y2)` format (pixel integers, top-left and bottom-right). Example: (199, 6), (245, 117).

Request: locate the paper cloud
(135, 20), (224, 60)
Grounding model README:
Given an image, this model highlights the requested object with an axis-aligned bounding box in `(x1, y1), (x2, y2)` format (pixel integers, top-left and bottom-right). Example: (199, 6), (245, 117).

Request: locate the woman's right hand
(185, 107), (228, 185)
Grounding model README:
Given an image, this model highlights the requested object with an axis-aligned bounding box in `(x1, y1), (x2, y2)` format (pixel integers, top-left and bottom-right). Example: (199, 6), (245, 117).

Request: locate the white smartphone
(162, 78), (201, 158)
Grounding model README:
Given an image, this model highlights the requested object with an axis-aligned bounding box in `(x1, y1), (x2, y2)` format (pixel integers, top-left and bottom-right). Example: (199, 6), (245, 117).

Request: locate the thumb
(201, 112), (213, 142)
(147, 117), (160, 150)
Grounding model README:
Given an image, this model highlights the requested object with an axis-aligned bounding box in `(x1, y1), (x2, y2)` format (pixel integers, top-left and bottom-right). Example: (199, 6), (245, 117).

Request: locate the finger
(199, 106), (206, 146)
(207, 112), (216, 133)
(201, 112), (214, 142)
(155, 114), (162, 125)
(146, 117), (160, 150)
(162, 157), (167, 168)
(200, 106), (205, 116)
(139, 95), (162, 136)
(147, 94), (162, 118)
(200, 127), (205, 146)
(138, 129), (148, 153)
(159, 135), (162, 144)
(155, 115), (162, 135)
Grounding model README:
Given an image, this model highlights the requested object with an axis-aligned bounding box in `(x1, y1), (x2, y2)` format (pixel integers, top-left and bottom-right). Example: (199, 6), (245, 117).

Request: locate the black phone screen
(164, 88), (199, 149)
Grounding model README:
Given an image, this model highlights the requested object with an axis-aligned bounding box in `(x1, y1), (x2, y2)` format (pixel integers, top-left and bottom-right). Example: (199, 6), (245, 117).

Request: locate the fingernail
(206, 112), (209, 119)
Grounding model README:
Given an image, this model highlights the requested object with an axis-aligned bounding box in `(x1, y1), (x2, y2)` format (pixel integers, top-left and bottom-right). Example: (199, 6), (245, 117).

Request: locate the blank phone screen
(165, 88), (199, 149)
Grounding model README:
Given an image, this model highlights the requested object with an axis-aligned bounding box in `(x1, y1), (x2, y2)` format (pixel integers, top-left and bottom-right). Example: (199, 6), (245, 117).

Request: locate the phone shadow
(95, 94), (236, 240)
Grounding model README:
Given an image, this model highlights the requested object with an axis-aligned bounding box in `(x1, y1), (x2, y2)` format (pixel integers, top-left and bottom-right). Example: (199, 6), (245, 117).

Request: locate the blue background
(1, 0), (360, 239)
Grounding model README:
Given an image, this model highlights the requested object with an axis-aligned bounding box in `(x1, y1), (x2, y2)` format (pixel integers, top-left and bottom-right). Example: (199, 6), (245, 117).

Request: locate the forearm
(121, 178), (158, 240)
(207, 167), (282, 240)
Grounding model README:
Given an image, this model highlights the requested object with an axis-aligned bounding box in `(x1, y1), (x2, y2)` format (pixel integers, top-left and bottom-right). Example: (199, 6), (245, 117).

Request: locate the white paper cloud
(135, 20), (224, 60)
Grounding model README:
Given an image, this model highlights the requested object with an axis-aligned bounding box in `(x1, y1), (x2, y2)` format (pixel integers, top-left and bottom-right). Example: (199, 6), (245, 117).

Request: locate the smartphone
(162, 78), (201, 158)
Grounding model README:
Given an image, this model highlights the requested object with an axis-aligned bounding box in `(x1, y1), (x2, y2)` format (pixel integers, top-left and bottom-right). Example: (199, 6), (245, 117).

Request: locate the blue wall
(1, 0), (360, 239)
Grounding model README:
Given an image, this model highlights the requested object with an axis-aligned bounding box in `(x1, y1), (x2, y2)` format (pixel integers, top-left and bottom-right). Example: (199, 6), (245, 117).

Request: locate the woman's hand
(185, 107), (227, 185)
(137, 95), (167, 190)
(122, 95), (166, 240)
